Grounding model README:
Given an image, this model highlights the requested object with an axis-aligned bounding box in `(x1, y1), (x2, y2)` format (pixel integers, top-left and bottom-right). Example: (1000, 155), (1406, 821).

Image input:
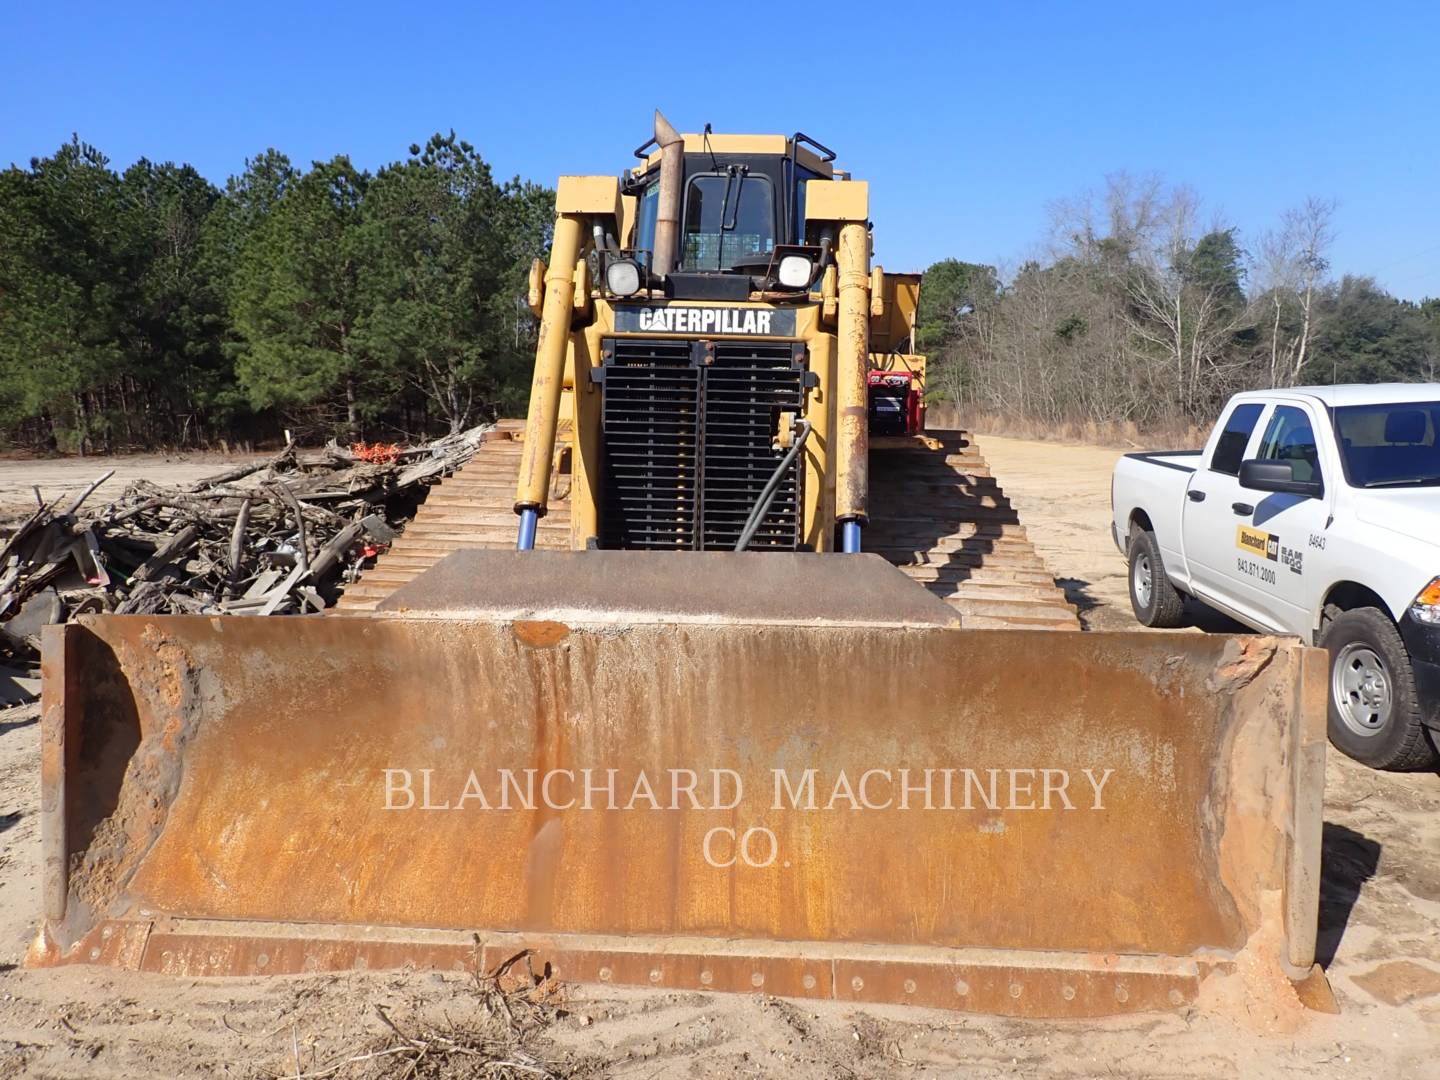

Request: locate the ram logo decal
(1279, 544), (1304, 575)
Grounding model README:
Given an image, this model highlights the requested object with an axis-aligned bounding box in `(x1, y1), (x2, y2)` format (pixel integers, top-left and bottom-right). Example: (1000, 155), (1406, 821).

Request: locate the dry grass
(257, 947), (600, 1080)
(927, 405), (1206, 450)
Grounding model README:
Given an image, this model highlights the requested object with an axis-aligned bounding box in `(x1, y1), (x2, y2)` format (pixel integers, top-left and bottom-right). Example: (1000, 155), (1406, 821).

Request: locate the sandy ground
(974, 436), (1247, 634)
(2, 442), (1439, 1078)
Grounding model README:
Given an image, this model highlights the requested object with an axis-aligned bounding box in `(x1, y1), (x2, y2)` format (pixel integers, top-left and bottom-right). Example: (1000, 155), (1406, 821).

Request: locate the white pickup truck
(1111, 384), (1440, 770)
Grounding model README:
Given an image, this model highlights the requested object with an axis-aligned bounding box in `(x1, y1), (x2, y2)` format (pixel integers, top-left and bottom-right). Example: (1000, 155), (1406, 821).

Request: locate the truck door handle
(1187, 490), (1206, 502)
(1232, 502), (1254, 516)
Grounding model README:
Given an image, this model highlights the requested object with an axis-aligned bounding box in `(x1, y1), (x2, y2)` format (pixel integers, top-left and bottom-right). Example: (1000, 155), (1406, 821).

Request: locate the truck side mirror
(1238, 459), (1323, 499)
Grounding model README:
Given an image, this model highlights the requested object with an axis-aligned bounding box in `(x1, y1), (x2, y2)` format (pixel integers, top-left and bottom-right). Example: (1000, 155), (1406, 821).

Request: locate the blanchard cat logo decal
(1236, 526), (1279, 560)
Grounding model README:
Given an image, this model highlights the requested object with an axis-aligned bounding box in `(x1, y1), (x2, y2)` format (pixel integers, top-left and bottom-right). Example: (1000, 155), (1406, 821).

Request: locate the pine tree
(230, 155), (372, 436)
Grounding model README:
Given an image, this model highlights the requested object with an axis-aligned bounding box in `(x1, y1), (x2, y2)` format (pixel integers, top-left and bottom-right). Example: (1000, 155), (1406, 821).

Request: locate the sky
(4, 1), (1438, 299)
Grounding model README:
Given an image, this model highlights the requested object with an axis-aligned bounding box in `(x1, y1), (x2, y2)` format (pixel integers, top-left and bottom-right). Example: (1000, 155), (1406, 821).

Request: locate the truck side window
(1211, 403), (1264, 475)
(1257, 406), (1322, 483)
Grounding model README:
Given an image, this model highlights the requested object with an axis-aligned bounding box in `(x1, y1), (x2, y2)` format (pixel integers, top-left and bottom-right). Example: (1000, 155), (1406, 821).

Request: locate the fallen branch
(0, 423), (493, 706)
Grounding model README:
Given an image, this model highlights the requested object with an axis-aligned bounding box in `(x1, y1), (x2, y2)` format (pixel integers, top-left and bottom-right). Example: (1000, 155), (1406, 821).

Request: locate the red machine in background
(867, 364), (925, 435)
(865, 271), (927, 436)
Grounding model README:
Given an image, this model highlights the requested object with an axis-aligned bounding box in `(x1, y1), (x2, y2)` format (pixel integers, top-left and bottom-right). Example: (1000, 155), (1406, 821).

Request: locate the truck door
(1181, 401), (1280, 629)
(1233, 402), (1331, 632)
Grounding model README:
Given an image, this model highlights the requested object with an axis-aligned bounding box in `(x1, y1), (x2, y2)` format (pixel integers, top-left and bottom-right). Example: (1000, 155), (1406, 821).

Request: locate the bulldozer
(30, 113), (1328, 1020)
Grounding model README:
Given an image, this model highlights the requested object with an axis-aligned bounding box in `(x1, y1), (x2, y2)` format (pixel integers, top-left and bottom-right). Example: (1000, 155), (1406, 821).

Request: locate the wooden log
(0, 506), (50, 567)
(268, 483), (310, 574)
(228, 499), (252, 584)
(193, 445), (294, 489)
(132, 524), (199, 584)
(61, 470), (116, 516)
(306, 520), (364, 582)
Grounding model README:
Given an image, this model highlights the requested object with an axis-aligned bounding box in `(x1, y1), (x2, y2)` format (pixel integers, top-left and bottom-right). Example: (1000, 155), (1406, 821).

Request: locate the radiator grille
(702, 342), (805, 550)
(599, 337), (806, 551)
(600, 339), (700, 550)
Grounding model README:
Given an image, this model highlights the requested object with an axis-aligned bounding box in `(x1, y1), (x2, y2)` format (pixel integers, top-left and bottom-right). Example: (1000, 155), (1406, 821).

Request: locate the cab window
(1256, 406), (1322, 483)
(682, 172), (775, 271)
(1210, 403), (1264, 475)
(634, 179), (659, 265)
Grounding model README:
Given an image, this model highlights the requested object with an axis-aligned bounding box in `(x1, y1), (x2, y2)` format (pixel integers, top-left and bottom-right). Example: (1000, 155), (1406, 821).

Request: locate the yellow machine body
(515, 157), (889, 552)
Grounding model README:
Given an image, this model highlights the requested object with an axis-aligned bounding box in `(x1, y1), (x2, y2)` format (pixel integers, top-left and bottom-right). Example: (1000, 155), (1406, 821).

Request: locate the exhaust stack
(651, 110), (684, 279)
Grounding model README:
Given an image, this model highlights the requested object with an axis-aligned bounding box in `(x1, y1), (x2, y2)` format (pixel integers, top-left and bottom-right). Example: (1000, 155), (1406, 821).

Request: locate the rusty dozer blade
(30, 551), (1326, 1018)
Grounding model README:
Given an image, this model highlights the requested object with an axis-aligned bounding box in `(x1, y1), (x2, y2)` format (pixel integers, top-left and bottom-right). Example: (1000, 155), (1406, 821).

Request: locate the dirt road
(975, 435), (1247, 633)
(2, 443), (1439, 1078)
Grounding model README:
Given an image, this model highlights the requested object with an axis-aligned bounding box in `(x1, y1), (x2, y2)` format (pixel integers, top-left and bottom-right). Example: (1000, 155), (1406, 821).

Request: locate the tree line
(919, 175), (1440, 432)
(4, 144), (1437, 453)
(0, 133), (553, 452)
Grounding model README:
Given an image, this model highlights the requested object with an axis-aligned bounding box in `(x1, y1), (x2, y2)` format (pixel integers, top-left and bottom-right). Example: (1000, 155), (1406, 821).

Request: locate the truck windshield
(682, 172), (775, 271)
(1333, 402), (1440, 488)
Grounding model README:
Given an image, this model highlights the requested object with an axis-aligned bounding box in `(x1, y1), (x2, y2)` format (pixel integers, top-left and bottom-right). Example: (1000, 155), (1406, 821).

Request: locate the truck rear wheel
(1321, 607), (1438, 771)
(1127, 529), (1186, 628)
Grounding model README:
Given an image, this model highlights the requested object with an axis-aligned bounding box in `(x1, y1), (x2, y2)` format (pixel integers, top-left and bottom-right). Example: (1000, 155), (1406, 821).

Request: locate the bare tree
(940, 177), (1343, 436)
(1256, 197), (1337, 386)
(1046, 171), (1165, 269)
(1051, 177), (1254, 422)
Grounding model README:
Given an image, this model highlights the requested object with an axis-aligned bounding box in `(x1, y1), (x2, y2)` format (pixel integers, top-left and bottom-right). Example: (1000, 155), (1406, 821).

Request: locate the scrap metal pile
(0, 424), (490, 705)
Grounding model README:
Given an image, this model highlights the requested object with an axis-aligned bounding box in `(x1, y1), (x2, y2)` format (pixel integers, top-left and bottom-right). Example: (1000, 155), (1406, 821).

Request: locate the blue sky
(5, 1), (1437, 298)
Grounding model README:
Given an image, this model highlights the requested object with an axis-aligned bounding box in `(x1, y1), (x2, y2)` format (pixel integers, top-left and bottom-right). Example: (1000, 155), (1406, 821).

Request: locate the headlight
(605, 259), (642, 297)
(1412, 578), (1440, 625)
(776, 254), (814, 289)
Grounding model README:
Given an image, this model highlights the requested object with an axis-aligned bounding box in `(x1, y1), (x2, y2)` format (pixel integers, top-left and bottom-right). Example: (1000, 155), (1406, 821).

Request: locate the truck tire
(1321, 607), (1438, 771)
(1127, 529), (1186, 628)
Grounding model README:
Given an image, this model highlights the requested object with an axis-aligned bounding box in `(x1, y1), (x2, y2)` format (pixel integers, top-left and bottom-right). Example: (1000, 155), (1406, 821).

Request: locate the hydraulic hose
(734, 420), (812, 552)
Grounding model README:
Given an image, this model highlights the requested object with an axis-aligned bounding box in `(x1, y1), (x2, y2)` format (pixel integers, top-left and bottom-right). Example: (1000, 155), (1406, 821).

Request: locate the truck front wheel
(1321, 607), (1438, 771)
(1127, 529), (1186, 628)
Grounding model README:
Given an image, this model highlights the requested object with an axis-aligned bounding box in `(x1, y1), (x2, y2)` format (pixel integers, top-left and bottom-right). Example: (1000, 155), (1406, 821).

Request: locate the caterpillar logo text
(615, 305), (797, 336)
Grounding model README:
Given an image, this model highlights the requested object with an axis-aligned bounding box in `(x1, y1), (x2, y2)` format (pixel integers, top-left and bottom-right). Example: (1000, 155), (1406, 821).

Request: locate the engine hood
(1354, 489), (1440, 550)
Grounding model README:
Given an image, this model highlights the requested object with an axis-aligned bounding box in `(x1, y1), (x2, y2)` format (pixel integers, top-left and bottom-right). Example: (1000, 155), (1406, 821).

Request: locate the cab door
(1234, 402), (1332, 632)
(1181, 401), (1279, 629)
